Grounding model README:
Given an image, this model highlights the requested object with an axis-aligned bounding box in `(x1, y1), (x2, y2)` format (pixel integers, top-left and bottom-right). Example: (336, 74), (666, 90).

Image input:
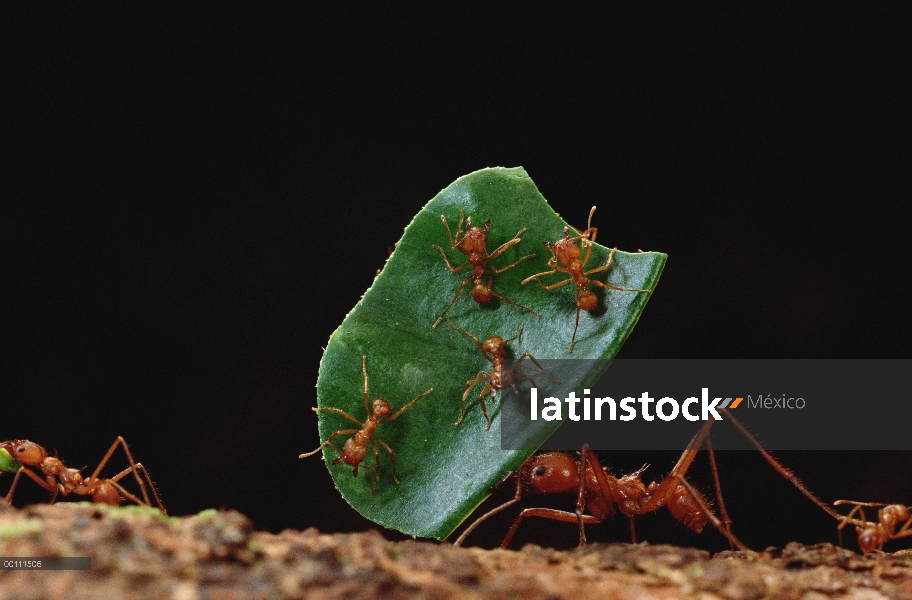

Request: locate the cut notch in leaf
(310, 167), (667, 539)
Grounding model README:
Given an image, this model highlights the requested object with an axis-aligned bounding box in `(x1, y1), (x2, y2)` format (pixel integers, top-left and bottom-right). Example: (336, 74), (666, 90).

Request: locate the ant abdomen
(471, 283), (493, 304)
(577, 290), (597, 311)
(667, 484), (709, 533)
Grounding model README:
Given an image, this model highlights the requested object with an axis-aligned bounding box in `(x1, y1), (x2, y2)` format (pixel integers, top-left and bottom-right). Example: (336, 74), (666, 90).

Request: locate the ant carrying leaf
(0, 437), (165, 512)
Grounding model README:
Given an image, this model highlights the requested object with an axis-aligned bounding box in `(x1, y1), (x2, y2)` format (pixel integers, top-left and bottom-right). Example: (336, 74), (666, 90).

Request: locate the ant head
(471, 281), (493, 304)
(553, 237), (583, 266)
(372, 398), (392, 418)
(577, 289), (597, 311)
(2, 440), (47, 466)
(520, 452), (578, 495)
(462, 225), (488, 254)
(884, 504), (911, 523)
(482, 335), (506, 356)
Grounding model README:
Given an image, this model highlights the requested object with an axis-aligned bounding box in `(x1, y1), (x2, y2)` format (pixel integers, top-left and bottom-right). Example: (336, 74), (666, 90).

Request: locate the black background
(2, 5), (910, 552)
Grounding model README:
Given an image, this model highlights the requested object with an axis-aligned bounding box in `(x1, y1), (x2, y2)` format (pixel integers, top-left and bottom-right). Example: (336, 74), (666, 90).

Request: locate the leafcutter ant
(455, 408), (845, 550)
(0, 437), (165, 512)
(835, 500), (912, 552)
(522, 206), (651, 353)
(432, 211), (540, 328)
(453, 419), (747, 550)
(300, 355), (433, 494)
(446, 319), (555, 431)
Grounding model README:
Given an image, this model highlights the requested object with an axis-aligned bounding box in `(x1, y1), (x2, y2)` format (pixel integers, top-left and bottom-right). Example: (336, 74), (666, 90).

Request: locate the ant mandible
(454, 418), (747, 550)
(834, 500), (912, 553)
(300, 355), (433, 495)
(0, 437), (165, 512)
(446, 318), (555, 431)
(432, 211), (540, 328)
(522, 206), (652, 353)
(455, 408), (847, 550)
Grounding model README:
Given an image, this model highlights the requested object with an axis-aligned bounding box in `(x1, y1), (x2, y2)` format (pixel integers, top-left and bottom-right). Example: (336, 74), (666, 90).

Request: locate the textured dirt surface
(2, 503), (912, 600)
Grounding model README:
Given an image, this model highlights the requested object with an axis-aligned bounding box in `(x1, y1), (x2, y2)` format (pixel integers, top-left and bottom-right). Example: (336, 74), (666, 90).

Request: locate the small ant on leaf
(300, 355), (433, 495)
(432, 211), (540, 328)
(446, 319), (555, 431)
(522, 206), (652, 353)
(835, 500), (912, 553)
(0, 437), (165, 512)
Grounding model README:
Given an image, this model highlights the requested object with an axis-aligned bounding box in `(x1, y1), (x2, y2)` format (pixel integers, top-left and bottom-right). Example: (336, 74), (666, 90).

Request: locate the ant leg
(128, 463), (165, 511)
(431, 245), (471, 273)
(834, 503), (868, 548)
(490, 252), (536, 274)
(513, 353), (558, 383)
(98, 472), (154, 508)
(636, 419), (717, 516)
(722, 408), (844, 522)
(374, 437), (400, 484)
(446, 319), (495, 361)
(456, 374), (488, 427)
(672, 475), (752, 553)
(522, 274), (574, 290)
(86, 436), (152, 507)
(577, 445), (624, 545)
(487, 289), (542, 319)
(453, 472), (524, 547)
(477, 384), (495, 430)
(440, 211), (469, 251)
(502, 508), (602, 550)
(299, 430), (357, 458)
(576, 447), (591, 544)
(440, 213), (456, 250)
(504, 325), (523, 344)
(487, 228), (528, 260)
(4, 467), (57, 504)
(490, 252), (535, 274)
(312, 406), (363, 427)
(106, 463), (166, 511)
(369, 438), (382, 493)
(705, 436), (734, 547)
(433, 275), (473, 328)
(569, 305), (582, 354)
(384, 387), (434, 422)
(590, 280), (653, 294)
(583, 247), (617, 276)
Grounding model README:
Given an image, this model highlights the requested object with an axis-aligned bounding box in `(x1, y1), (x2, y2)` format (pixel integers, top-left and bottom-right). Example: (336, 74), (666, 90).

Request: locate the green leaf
(311, 167), (666, 539)
(0, 448), (22, 474)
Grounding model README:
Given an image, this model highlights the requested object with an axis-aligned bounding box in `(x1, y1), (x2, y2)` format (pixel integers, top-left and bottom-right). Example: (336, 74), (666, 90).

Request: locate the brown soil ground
(2, 503), (912, 600)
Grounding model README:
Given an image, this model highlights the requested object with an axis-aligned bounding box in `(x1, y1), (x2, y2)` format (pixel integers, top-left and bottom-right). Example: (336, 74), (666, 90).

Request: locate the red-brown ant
(455, 408), (846, 550)
(300, 355), (433, 495)
(0, 437), (165, 511)
(446, 319), (555, 431)
(834, 500), (912, 553)
(522, 206), (652, 353)
(454, 419), (747, 550)
(432, 211), (540, 328)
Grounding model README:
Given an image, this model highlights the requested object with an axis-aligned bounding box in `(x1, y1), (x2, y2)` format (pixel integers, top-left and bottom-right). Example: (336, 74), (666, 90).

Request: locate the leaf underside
(313, 167), (667, 539)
